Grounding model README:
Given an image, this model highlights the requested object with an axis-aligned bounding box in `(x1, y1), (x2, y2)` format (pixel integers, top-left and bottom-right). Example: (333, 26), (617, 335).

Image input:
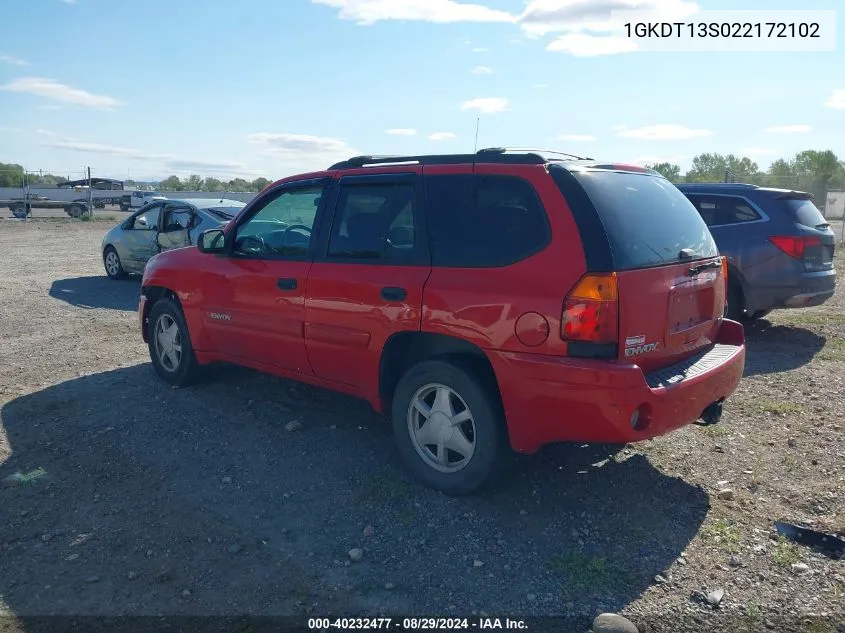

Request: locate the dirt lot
(0, 219), (843, 633)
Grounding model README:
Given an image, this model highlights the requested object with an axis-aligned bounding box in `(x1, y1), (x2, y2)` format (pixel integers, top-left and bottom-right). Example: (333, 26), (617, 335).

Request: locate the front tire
(103, 246), (126, 280)
(147, 297), (203, 386)
(391, 359), (508, 495)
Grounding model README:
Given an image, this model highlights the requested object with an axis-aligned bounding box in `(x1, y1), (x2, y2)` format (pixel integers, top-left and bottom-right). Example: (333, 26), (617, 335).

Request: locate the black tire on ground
(102, 246), (126, 280)
(391, 358), (509, 496)
(67, 204), (84, 218)
(745, 309), (772, 322)
(725, 281), (745, 322)
(147, 297), (203, 387)
(11, 204), (28, 218)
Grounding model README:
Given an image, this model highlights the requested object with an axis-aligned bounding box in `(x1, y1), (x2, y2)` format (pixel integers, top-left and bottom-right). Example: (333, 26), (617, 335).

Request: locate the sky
(0, 0), (843, 182)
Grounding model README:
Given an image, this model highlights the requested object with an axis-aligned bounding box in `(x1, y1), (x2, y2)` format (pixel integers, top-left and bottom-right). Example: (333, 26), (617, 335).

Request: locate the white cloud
(311, 0), (514, 25)
(1, 77), (124, 109)
(560, 134), (597, 142)
(740, 147), (777, 156)
(165, 159), (253, 174)
(764, 124), (813, 134)
(460, 97), (510, 114)
(533, 83), (549, 89)
(60, 0), (77, 4)
(617, 123), (713, 140)
(0, 54), (28, 66)
(36, 128), (58, 136)
(45, 140), (142, 156)
(518, 0), (699, 36)
(472, 65), (493, 74)
(629, 154), (687, 166)
(246, 132), (355, 155)
(546, 33), (637, 56)
(824, 89), (845, 109)
(385, 128), (417, 136)
(429, 132), (457, 141)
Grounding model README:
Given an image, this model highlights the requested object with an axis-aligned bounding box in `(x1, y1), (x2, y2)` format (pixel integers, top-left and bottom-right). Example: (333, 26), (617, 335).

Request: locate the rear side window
(425, 174), (550, 267)
(782, 198), (828, 228)
(563, 169), (718, 270)
(685, 194), (762, 226)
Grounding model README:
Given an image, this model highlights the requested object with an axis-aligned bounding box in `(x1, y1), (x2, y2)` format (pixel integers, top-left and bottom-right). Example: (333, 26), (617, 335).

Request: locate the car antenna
(472, 116), (480, 174)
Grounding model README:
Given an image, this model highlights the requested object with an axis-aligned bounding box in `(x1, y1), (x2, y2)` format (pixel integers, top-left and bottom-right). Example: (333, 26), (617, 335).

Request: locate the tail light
(769, 235), (821, 259)
(562, 273), (618, 355)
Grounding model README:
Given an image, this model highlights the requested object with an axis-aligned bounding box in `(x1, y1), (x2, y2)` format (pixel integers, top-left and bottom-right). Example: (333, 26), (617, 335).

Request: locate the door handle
(277, 278), (297, 290)
(381, 286), (407, 301)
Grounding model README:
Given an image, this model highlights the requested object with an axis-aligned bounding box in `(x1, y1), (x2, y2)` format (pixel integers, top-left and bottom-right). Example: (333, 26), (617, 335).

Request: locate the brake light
(562, 273), (618, 345)
(769, 236), (821, 259)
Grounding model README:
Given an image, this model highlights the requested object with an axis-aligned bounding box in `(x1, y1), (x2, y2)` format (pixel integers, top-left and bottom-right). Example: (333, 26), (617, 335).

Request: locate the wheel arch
(140, 285), (182, 343)
(378, 332), (502, 415)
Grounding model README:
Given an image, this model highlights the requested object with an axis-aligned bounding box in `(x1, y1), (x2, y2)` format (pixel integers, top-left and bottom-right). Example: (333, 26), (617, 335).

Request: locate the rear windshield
(568, 169), (718, 270)
(782, 198), (828, 228)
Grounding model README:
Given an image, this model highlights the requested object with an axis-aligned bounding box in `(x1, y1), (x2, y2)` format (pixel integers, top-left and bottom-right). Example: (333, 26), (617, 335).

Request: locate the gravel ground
(0, 219), (843, 633)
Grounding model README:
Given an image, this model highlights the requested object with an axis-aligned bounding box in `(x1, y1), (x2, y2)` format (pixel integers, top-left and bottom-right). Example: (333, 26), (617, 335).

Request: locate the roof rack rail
(328, 151), (549, 170)
(478, 147), (593, 161)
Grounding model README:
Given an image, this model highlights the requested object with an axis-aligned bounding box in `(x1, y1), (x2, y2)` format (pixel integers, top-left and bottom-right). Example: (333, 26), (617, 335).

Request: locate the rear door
(557, 166), (725, 373)
(304, 170), (430, 396)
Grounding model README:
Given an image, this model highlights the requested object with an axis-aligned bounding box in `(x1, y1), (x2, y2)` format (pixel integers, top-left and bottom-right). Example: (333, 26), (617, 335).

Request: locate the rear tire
(147, 297), (203, 387)
(391, 359), (508, 495)
(11, 204), (28, 219)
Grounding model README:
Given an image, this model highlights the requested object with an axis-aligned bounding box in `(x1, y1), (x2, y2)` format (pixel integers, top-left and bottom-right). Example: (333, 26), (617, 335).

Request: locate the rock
(519, 509), (529, 516)
(85, 575), (100, 584)
(126, 571), (138, 580)
(677, 556), (687, 565)
(654, 574), (667, 584)
(753, 545), (767, 555)
(592, 613), (639, 633)
(40, 533), (52, 542)
(227, 544), (243, 554)
(221, 476), (232, 484)
(716, 489), (734, 501)
(362, 525), (375, 538)
(790, 563), (810, 575)
(729, 555), (741, 567)
(527, 593), (536, 602)
(181, 589), (192, 597)
(473, 560), (484, 568)
(66, 553), (79, 561)
(348, 548), (364, 562)
(155, 571), (172, 584)
(787, 438), (797, 448)
(384, 582), (394, 590)
(285, 420), (303, 432)
(706, 589), (725, 607)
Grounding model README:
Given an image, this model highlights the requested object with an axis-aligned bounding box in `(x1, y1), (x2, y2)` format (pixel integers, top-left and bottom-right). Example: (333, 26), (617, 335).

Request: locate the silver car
(101, 198), (246, 279)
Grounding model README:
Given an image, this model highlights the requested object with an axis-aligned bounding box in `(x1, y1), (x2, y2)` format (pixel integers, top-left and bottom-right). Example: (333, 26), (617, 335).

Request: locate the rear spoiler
(775, 191), (813, 201)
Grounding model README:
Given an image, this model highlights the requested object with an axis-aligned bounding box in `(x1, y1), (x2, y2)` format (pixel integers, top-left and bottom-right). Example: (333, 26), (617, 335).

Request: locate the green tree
(203, 177), (224, 192)
(184, 174), (203, 191)
(646, 162), (682, 182)
(159, 176), (182, 191)
(228, 178), (250, 191)
(793, 150), (845, 194)
(0, 162), (25, 187)
(685, 153), (760, 183)
(250, 177), (270, 192)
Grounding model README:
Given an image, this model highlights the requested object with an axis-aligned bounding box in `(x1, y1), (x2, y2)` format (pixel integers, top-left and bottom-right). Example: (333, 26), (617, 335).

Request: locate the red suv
(139, 148), (746, 495)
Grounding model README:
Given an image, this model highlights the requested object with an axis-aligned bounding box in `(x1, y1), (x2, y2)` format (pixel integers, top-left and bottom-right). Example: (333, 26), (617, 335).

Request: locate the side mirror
(198, 228), (226, 254)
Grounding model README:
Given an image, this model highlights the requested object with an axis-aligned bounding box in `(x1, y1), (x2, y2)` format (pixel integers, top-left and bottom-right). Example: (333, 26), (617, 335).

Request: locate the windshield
(567, 169), (718, 270)
(205, 206), (242, 220)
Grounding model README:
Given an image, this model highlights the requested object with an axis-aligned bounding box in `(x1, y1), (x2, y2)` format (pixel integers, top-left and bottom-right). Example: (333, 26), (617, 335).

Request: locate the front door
(199, 179), (331, 375)
(122, 203), (161, 272)
(305, 171), (431, 396)
(156, 202), (195, 253)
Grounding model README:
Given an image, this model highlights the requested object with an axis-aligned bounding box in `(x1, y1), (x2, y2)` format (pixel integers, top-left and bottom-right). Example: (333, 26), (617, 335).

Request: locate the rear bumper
(749, 269), (836, 311)
(489, 319), (746, 453)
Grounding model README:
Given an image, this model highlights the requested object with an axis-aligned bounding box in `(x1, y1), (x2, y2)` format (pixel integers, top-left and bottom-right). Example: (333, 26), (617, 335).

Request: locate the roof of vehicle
(325, 148), (662, 176)
(675, 182), (812, 196)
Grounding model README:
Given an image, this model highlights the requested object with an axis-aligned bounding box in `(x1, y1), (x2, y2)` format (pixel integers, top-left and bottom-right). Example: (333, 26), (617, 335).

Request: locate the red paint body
(141, 162), (746, 454)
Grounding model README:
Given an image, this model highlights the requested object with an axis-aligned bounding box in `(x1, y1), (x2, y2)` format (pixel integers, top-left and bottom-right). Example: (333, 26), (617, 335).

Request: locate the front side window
(162, 206), (194, 232)
(234, 184), (324, 257)
(131, 205), (160, 230)
(327, 181), (419, 262)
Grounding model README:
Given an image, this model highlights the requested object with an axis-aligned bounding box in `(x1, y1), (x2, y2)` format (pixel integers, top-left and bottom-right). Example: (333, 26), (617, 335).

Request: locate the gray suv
(676, 183), (836, 322)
